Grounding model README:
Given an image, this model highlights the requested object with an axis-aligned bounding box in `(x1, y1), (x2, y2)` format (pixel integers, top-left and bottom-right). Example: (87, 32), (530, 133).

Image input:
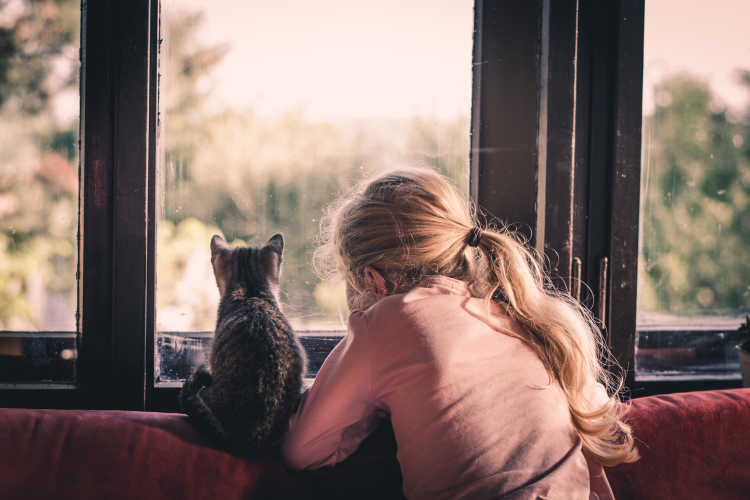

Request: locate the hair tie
(467, 227), (483, 248)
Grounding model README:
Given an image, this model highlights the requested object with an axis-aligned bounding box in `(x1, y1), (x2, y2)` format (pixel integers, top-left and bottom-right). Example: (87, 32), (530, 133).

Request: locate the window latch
(598, 256), (608, 325)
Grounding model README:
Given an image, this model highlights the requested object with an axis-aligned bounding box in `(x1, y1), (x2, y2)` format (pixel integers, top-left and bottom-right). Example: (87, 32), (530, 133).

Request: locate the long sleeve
(281, 311), (385, 470)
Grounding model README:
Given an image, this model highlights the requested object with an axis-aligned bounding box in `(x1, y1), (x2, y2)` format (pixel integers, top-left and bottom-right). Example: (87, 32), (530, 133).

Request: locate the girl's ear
(363, 266), (387, 296)
(210, 235), (231, 297)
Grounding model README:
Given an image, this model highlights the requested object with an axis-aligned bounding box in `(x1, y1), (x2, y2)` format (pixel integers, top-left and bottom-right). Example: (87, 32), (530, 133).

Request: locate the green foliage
(639, 73), (750, 319)
(0, 0), (79, 114)
(156, 218), (222, 331)
(0, 0), (80, 330)
(0, 118), (79, 330)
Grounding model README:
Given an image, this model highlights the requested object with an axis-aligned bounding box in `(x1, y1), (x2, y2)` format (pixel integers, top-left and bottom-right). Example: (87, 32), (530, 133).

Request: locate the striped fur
(179, 233), (307, 453)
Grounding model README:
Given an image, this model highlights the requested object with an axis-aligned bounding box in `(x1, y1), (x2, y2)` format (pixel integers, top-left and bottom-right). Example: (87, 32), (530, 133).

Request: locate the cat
(179, 233), (307, 453)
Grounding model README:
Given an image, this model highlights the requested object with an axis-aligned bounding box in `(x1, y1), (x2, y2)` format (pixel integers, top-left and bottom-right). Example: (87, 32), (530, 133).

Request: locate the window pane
(0, 0), (80, 383)
(637, 0), (750, 380)
(156, 0), (473, 384)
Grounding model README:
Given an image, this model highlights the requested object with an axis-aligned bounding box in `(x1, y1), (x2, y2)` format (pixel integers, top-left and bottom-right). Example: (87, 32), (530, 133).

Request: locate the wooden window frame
(2, 0), (740, 411)
(472, 0), (742, 398)
(472, 0), (643, 387)
(2, 0), (155, 410)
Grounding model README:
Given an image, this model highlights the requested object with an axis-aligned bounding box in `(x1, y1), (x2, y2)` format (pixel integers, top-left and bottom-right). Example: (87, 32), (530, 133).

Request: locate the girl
(281, 167), (638, 499)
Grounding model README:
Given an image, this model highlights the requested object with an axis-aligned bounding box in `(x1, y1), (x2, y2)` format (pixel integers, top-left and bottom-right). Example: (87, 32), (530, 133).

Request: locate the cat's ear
(261, 233), (284, 284)
(210, 235), (231, 296)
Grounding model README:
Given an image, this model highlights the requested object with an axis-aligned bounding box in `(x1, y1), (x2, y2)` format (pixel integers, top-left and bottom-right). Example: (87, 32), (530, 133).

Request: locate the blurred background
(0, 0), (79, 382)
(636, 0), (750, 380)
(0, 0), (79, 333)
(639, 0), (750, 325)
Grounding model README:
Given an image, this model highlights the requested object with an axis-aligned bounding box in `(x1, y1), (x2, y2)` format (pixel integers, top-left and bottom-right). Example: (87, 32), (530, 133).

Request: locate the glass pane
(156, 0), (473, 384)
(0, 0), (80, 383)
(637, 0), (750, 380)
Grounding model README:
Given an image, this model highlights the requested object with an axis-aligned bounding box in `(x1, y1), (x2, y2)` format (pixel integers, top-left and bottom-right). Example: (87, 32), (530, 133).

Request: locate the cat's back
(210, 295), (302, 376)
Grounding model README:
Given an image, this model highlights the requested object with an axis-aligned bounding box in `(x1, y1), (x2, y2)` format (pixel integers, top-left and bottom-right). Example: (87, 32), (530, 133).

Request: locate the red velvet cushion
(0, 409), (310, 500)
(2, 389), (750, 499)
(606, 388), (750, 500)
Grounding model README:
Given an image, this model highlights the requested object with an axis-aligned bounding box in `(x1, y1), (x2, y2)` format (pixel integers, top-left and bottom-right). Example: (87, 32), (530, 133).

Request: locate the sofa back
(1, 389), (749, 500)
(606, 388), (750, 500)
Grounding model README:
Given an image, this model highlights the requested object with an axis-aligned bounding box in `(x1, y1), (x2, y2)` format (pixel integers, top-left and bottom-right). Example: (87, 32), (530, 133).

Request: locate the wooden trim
(110, 0), (151, 411)
(541, 0), (579, 289)
(576, 0), (620, 323)
(470, 0), (543, 245)
(469, 0), (483, 204)
(571, 0), (594, 311)
(632, 379), (743, 399)
(572, 0), (644, 389)
(79, 0), (152, 410)
(471, 0), (646, 390)
(79, 0), (115, 407)
(470, 0), (581, 286)
(145, 0), (161, 412)
(606, 0), (645, 388)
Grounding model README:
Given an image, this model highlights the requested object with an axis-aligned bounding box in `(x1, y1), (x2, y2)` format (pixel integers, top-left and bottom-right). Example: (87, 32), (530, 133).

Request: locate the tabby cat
(179, 233), (307, 452)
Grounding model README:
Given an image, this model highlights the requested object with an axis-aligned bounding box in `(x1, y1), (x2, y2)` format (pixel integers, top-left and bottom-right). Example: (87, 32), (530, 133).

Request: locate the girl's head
(315, 166), (478, 309)
(315, 166), (638, 466)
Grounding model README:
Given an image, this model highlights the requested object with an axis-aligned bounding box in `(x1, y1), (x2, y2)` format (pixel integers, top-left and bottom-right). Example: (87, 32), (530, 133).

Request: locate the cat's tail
(179, 368), (237, 450)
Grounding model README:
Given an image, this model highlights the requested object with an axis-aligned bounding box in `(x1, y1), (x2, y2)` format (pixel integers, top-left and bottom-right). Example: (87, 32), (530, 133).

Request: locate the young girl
(281, 167), (638, 499)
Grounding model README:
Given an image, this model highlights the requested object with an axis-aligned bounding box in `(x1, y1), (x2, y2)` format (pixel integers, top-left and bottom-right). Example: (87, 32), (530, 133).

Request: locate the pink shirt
(281, 277), (615, 500)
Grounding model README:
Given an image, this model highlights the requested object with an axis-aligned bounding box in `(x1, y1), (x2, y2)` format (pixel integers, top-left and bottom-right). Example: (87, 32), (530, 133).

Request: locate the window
(155, 0), (474, 385)
(2, 0), (743, 411)
(0, 0), (80, 386)
(636, 0), (750, 382)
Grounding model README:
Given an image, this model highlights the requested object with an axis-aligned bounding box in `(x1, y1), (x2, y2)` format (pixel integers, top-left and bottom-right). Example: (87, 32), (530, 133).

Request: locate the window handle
(571, 257), (582, 303)
(598, 256), (608, 325)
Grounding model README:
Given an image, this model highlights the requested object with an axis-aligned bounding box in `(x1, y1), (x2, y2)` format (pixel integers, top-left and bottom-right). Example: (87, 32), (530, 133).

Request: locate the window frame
(472, 0), (742, 397)
(1, 0), (154, 410)
(472, 0), (641, 378)
(1, 0), (741, 410)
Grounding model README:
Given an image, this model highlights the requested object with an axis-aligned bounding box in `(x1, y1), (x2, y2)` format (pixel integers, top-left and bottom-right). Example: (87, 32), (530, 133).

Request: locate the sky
(165, 0), (475, 122)
(643, 0), (750, 116)
(164, 0), (750, 123)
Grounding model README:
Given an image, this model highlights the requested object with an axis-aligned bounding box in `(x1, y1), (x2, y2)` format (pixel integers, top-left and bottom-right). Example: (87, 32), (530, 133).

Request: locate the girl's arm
(281, 312), (385, 470)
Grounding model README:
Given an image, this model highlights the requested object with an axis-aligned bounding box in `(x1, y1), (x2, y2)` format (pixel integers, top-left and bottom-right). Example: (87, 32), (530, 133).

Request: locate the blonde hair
(314, 166), (638, 466)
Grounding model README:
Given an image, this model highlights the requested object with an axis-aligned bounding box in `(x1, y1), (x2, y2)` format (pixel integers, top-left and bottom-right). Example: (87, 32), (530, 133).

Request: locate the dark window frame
(1, 0), (741, 411)
(1, 0), (154, 410)
(471, 0), (742, 397)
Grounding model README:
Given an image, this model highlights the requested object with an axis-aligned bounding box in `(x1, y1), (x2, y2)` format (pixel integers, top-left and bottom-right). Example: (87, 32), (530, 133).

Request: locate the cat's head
(210, 233), (284, 304)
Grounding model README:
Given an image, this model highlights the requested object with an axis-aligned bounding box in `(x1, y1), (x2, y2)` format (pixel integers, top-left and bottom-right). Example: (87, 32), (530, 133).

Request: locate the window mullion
(470, 0), (543, 245)
(606, 0), (645, 388)
(81, 0), (152, 410)
(470, 0), (580, 288)
(145, 0), (162, 412)
(541, 0), (579, 291)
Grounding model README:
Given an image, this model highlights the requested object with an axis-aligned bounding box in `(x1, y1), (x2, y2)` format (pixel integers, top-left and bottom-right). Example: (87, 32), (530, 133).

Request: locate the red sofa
(1, 389), (749, 500)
